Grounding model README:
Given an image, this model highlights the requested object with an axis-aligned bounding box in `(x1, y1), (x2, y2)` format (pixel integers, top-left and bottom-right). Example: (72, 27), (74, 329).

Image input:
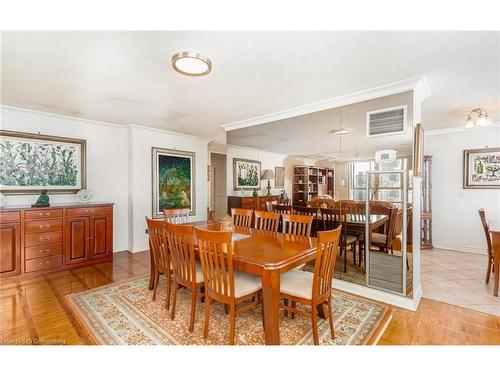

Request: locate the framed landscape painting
(233, 158), (261, 190)
(275, 166), (285, 188)
(463, 147), (500, 189)
(152, 147), (196, 218)
(0, 130), (86, 194)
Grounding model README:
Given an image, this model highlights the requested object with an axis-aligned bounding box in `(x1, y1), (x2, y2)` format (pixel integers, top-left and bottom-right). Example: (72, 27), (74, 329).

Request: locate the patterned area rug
(67, 276), (392, 345)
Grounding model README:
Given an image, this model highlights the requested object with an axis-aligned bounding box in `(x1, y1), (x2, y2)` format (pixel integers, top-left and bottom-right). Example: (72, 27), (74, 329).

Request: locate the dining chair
(163, 208), (190, 224)
(294, 206), (320, 236)
(478, 209), (494, 284)
(145, 217), (172, 309)
(165, 222), (204, 332)
(282, 213), (313, 237)
(280, 227), (341, 345)
(195, 227), (263, 345)
(321, 208), (357, 272)
(254, 210), (280, 232)
(231, 208), (253, 228)
(391, 207), (413, 269)
(272, 204), (293, 214)
(359, 202), (398, 254)
(265, 200), (278, 212)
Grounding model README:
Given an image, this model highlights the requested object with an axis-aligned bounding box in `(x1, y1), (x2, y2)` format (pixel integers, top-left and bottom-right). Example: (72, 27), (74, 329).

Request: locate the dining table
(489, 221), (500, 297)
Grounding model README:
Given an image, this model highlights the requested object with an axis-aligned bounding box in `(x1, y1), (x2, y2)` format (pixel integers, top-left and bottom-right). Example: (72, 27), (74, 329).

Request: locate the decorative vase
(76, 189), (93, 204)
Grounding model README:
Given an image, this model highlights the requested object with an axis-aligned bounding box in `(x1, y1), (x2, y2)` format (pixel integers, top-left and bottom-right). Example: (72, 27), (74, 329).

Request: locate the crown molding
(221, 76), (431, 132)
(425, 122), (500, 136)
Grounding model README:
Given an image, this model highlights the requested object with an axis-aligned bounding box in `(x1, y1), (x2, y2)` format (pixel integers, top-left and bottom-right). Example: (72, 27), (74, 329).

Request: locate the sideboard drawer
(25, 231), (62, 247)
(0, 211), (21, 222)
(25, 209), (63, 221)
(25, 255), (62, 273)
(241, 198), (257, 209)
(66, 206), (112, 217)
(25, 243), (63, 260)
(25, 219), (63, 234)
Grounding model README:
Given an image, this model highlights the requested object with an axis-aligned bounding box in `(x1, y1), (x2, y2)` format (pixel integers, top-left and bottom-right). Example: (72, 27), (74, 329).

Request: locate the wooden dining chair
(146, 217), (172, 309)
(282, 213), (313, 237)
(294, 206), (320, 236)
(478, 209), (494, 285)
(165, 222), (204, 332)
(254, 210), (280, 232)
(280, 227), (341, 345)
(272, 204), (292, 214)
(195, 227), (263, 345)
(163, 208), (190, 224)
(321, 208), (357, 272)
(231, 208), (253, 228)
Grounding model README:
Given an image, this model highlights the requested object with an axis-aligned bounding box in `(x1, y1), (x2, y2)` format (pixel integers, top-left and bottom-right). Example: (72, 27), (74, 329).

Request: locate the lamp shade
(261, 169), (275, 180)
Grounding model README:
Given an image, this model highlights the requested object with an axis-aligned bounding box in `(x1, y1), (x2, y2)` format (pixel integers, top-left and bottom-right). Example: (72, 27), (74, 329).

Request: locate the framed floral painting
(0, 130), (86, 194)
(233, 158), (261, 190)
(463, 147), (500, 189)
(152, 147), (196, 218)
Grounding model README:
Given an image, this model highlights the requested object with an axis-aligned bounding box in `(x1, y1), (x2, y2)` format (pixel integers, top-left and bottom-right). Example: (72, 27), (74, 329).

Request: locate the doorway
(210, 152), (227, 220)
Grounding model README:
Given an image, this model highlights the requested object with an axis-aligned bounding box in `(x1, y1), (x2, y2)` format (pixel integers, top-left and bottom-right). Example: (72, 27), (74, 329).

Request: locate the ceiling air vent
(366, 105), (407, 137)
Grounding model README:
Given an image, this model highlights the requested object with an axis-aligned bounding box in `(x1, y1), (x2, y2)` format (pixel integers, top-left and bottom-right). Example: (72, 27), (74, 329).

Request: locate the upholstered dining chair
(478, 209), (494, 285)
(165, 222), (204, 332)
(163, 208), (190, 224)
(146, 217), (172, 309)
(282, 213), (313, 237)
(254, 210), (280, 232)
(195, 227), (263, 345)
(280, 227), (341, 345)
(231, 208), (253, 228)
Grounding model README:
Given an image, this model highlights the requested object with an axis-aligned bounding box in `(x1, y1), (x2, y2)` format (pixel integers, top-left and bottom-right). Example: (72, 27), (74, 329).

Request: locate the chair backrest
(312, 227), (341, 302)
(331, 200), (355, 213)
(478, 209), (493, 260)
(254, 210), (280, 232)
(146, 217), (169, 273)
(320, 207), (347, 239)
(265, 200), (278, 212)
(231, 208), (253, 228)
(195, 228), (234, 302)
(163, 208), (190, 224)
(282, 213), (313, 236)
(272, 204), (292, 214)
(165, 222), (196, 285)
(294, 206), (318, 217)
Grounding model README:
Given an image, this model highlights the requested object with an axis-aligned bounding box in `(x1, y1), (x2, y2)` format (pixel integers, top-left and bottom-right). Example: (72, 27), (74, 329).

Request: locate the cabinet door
(0, 223), (21, 276)
(90, 215), (112, 259)
(65, 217), (90, 265)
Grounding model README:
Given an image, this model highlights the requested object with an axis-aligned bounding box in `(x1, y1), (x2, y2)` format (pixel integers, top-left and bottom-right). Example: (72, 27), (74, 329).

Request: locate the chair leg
(152, 271), (160, 301)
(291, 300), (296, 319)
(352, 242), (357, 266)
(311, 309), (319, 345)
(260, 295), (265, 331)
(204, 296), (211, 339)
(165, 271), (171, 310)
(327, 297), (335, 340)
(343, 245), (347, 273)
(170, 281), (178, 320)
(284, 298), (289, 317)
(189, 288), (197, 333)
(486, 259), (492, 284)
(494, 261), (499, 297)
(229, 303), (236, 345)
(224, 304), (229, 315)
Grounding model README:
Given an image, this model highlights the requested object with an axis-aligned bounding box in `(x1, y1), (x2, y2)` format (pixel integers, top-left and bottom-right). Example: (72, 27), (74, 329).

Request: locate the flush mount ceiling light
(465, 107), (492, 129)
(330, 127), (352, 135)
(171, 51), (212, 77)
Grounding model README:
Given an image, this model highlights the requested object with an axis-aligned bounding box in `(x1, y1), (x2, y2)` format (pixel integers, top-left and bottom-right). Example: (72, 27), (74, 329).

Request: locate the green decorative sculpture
(32, 190), (50, 207)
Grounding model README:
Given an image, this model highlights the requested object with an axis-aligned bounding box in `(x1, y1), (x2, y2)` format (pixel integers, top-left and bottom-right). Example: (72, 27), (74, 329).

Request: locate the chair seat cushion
(233, 271), (262, 298)
(360, 232), (387, 244)
(280, 269), (314, 300)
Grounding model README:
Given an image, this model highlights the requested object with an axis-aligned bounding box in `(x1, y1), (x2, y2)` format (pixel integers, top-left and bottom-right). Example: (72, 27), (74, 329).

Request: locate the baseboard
(432, 242), (487, 255)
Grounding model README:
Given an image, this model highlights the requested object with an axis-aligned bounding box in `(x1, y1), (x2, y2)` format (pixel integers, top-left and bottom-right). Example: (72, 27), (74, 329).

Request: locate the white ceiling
(1, 31), (499, 145)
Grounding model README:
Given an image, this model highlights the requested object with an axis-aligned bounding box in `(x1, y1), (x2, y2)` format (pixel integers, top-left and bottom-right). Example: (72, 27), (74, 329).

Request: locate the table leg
(261, 268), (281, 345)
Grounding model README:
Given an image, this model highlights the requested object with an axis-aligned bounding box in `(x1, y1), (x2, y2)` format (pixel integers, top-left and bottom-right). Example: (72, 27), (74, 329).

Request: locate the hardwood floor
(1, 250), (500, 345)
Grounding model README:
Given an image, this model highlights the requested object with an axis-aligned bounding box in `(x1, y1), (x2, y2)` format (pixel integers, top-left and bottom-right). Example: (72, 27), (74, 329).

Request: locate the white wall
(1, 107), (130, 252)
(425, 127), (500, 254)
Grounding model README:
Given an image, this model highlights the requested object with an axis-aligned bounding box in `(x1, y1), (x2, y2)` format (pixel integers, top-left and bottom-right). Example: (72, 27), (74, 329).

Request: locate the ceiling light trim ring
(171, 51), (212, 77)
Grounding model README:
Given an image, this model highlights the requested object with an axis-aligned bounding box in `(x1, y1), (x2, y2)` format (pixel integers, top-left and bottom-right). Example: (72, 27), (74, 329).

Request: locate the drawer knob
(40, 249), (50, 254)
(39, 236), (51, 241)
(40, 261), (50, 267)
(39, 224), (50, 229)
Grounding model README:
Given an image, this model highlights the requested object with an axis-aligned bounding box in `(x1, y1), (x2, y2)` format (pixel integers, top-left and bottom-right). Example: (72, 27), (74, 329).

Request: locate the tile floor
(421, 248), (500, 316)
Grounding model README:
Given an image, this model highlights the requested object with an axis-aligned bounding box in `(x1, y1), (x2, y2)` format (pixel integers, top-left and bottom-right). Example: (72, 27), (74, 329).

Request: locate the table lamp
(261, 169), (275, 196)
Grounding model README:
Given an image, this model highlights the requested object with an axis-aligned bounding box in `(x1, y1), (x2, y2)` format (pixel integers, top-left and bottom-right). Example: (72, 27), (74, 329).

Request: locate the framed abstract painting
(463, 147), (500, 189)
(0, 130), (86, 194)
(233, 158), (261, 190)
(152, 147), (196, 218)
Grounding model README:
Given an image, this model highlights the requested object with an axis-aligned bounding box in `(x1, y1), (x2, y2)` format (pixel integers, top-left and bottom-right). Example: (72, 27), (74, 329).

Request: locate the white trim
(413, 76), (431, 103)
(226, 143), (288, 158)
(365, 104), (408, 138)
(128, 124), (210, 144)
(432, 243), (488, 255)
(425, 123), (500, 136)
(221, 76), (430, 131)
(334, 280), (420, 311)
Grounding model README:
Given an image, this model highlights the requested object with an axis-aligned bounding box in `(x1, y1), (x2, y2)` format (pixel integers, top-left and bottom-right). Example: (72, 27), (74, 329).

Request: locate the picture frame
(152, 147), (196, 219)
(274, 166), (285, 189)
(463, 147), (500, 189)
(233, 158), (261, 190)
(0, 130), (86, 194)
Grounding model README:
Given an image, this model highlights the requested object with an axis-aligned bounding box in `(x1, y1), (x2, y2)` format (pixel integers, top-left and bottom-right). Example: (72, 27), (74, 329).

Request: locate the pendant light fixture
(465, 107), (492, 129)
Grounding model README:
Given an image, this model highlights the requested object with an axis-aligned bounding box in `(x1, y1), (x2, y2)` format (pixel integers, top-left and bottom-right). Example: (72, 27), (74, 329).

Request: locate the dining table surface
(146, 214), (388, 344)
(489, 220), (500, 296)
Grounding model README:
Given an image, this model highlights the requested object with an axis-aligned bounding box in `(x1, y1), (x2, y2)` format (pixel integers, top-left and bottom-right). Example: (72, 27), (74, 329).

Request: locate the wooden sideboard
(227, 195), (280, 214)
(0, 202), (113, 277)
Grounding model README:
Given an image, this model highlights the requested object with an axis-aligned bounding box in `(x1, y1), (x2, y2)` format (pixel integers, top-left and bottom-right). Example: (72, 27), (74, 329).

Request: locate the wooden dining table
(489, 221), (500, 297)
